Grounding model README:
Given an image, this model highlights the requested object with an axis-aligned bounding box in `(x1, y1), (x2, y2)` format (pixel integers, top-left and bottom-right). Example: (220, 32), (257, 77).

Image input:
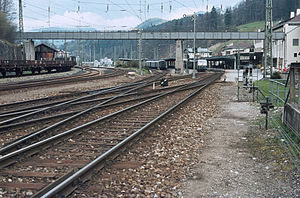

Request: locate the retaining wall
(283, 103), (300, 136)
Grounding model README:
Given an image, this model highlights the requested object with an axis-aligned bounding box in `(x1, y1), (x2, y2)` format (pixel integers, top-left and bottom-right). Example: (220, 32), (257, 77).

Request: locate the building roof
(223, 42), (253, 50)
(273, 14), (300, 30)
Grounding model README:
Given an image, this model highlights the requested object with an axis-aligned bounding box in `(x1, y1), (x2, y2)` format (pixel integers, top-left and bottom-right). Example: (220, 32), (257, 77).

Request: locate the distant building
(221, 42), (253, 56)
(186, 47), (212, 59)
(219, 42), (261, 68)
(272, 10), (300, 68)
(35, 43), (57, 61)
(254, 9), (300, 70)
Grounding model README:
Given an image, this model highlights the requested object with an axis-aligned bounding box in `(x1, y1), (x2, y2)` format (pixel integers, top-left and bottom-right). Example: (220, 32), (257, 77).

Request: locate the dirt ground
(180, 83), (299, 197)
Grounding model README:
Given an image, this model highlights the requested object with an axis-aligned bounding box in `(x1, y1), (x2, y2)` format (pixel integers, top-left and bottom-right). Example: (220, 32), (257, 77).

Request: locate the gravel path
(181, 83), (298, 197)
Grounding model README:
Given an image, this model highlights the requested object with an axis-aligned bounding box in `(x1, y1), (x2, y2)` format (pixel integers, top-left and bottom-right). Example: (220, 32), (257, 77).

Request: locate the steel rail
(0, 74), (166, 157)
(0, 80), (207, 135)
(0, 73), (220, 168)
(0, 71), (166, 116)
(0, 73), (164, 126)
(0, 68), (124, 92)
(0, 77), (200, 119)
(38, 72), (223, 197)
(0, 81), (142, 116)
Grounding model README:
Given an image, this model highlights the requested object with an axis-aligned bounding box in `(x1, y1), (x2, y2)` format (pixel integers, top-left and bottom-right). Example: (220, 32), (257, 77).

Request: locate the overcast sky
(14, 0), (242, 31)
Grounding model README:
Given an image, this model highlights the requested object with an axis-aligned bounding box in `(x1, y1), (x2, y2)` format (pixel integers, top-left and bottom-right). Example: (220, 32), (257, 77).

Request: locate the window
(293, 39), (299, 46)
(294, 53), (298, 57)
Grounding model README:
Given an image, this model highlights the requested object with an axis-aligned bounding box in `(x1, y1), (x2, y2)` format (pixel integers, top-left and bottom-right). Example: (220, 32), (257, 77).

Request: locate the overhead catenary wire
(22, 0), (220, 30)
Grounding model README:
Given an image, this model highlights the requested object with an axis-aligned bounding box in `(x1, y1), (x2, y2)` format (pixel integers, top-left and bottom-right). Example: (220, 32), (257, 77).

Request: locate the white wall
(284, 24), (300, 66)
(24, 40), (35, 60)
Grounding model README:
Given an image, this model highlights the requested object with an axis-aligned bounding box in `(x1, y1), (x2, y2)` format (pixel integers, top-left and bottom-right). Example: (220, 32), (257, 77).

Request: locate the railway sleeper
(33, 170), (75, 198)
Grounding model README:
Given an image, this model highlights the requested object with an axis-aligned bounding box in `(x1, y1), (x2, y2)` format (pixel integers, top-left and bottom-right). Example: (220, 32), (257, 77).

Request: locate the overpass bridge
(23, 31), (285, 74)
(23, 31), (285, 41)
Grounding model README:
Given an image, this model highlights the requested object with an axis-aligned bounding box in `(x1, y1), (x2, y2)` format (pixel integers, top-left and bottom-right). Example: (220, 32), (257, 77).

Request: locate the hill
(135, 18), (167, 29)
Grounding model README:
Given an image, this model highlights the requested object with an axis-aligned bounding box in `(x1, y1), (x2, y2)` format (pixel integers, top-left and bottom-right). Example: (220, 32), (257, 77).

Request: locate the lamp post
(192, 12), (197, 79)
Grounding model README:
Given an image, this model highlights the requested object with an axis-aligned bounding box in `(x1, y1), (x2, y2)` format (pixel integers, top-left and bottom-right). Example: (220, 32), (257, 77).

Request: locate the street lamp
(192, 12), (196, 79)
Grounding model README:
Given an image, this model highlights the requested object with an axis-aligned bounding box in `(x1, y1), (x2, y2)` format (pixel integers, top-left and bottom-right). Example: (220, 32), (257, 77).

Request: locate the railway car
(0, 59), (76, 77)
(146, 60), (167, 70)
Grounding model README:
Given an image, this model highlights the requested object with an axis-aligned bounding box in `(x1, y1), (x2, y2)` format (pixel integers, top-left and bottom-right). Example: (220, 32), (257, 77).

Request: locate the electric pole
(264, 0), (273, 78)
(18, 0), (24, 44)
(138, 29), (143, 75)
(48, 1), (51, 28)
(192, 12), (197, 79)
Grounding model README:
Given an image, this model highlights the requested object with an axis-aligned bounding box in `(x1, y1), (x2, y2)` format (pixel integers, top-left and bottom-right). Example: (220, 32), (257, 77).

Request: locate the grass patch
(237, 21), (278, 32)
(131, 67), (150, 75)
(237, 21), (265, 32)
(248, 114), (299, 176)
(255, 79), (292, 107)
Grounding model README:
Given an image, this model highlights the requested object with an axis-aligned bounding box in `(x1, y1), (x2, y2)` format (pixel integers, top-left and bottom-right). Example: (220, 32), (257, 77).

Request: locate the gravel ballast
(72, 82), (298, 197)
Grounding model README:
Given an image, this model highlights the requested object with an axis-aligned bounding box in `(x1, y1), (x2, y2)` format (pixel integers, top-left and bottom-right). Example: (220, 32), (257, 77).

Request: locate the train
(146, 58), (208, 72)
(146, 60), (168, 70)
(0, 56), (76, 77)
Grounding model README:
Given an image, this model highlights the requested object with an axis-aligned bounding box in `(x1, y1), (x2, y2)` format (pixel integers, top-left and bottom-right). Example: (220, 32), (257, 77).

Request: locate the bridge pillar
(175, 40), (184, 73)
(234, 56), (237, 70)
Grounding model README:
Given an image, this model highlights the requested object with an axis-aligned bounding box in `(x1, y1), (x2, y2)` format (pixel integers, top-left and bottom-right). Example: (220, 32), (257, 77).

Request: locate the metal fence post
(277, 82), (279, 108)
(284, 82), (287, 103)
(270, 80), (274, 104)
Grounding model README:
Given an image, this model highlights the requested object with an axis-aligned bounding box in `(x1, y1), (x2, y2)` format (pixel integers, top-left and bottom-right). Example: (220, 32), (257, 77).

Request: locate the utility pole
(77, 1), (83, 66)
(18, 0), (24, 44)
(64, 39), (67, 60)
(192, 12), (197, 79)
(138, 29), (143, 75)
(264, 0), (273, 78)
(48, 2), (51, 28)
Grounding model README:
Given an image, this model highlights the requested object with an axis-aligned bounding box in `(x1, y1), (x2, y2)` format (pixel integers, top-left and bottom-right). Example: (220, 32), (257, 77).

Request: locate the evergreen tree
(224, 8), (232, 29)
(210, 6), (218, 31)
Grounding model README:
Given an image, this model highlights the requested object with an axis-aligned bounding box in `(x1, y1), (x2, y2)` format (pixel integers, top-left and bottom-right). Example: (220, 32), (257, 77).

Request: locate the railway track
(0, 68), (125, 92)
(0, 73), (205, 154)
(0, 71), (223, 197)
(0, 72), (201, 124)
(0, 73), (169, 154)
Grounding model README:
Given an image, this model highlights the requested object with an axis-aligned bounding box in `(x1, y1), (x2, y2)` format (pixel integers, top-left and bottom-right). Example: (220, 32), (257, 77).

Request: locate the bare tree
(0, 0), (16, 42)
(0, 0), (14, 20)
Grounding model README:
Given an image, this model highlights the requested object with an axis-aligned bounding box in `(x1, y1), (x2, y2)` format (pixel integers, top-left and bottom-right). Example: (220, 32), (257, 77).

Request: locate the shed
(35, 43), (58, 60)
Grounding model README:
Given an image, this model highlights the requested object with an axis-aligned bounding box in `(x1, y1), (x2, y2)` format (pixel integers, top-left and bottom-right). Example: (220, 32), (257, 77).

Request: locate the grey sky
(14, 0), (242, 31)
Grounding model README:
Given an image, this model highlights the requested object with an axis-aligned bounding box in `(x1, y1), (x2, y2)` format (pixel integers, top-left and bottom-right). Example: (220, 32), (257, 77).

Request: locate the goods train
(0, 56), (76, 77)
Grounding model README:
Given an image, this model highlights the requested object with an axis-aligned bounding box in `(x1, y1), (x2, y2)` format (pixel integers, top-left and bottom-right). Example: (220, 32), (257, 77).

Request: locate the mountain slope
(135, 18), (167, 29)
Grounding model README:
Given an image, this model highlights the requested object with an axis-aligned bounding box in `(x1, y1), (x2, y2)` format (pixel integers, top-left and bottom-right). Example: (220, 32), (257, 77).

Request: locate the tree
(0, 0), (14, 20)
(224, 8), (232, 29)
(0, 0), (16, 42)
(210, 6), (218, 31)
